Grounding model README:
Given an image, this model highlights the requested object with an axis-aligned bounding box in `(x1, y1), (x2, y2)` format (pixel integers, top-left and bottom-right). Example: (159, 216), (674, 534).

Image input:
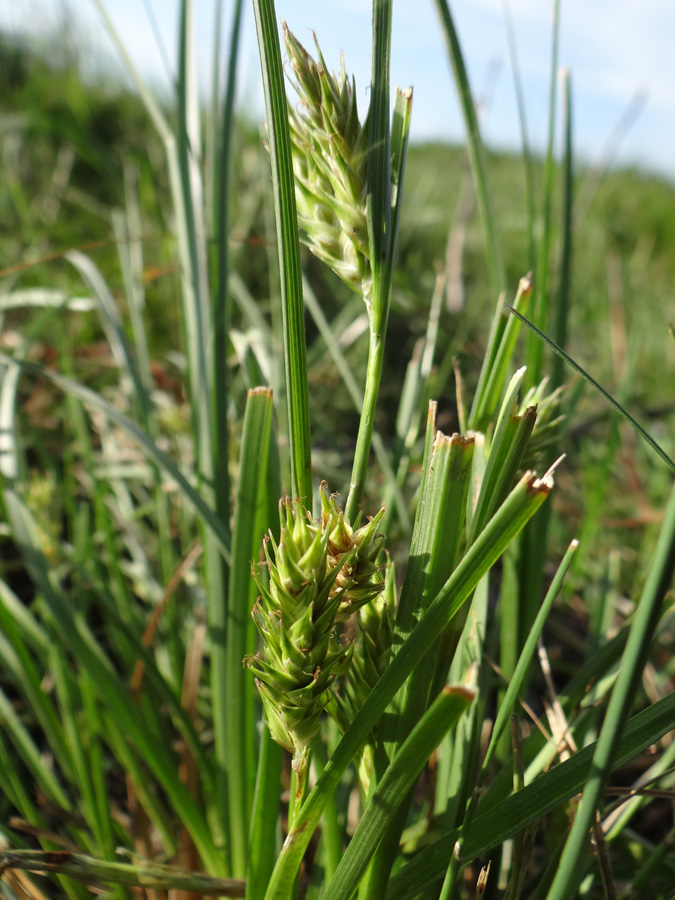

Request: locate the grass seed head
(282, 23), (371, 300)
(249, 487), (385, 762)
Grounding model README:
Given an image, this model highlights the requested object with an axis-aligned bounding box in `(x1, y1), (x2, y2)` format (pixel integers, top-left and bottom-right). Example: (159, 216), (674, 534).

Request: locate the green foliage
(1, 5), (675, 900)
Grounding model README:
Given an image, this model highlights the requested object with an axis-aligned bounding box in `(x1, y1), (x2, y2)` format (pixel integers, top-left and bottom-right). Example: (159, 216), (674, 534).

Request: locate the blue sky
(4, 0), (675, 179)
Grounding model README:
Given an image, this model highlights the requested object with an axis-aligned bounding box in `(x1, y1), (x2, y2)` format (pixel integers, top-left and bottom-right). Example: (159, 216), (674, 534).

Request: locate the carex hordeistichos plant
(249, 484), (385, 790)
(282, 22), (412, 520)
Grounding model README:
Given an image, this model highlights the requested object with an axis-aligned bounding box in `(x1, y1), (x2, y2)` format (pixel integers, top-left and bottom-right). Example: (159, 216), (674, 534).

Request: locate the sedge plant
(0, 2), (674, 900)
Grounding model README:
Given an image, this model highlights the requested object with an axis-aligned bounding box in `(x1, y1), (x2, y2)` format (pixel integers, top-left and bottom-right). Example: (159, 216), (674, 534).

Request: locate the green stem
(0, 850), (245, 897)
(346, 0), (394, 520)
(346, 327), (385, 522)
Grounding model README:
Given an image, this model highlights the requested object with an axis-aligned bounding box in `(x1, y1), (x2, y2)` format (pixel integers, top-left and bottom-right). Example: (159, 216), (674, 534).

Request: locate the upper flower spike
(282, 23), (372, 300)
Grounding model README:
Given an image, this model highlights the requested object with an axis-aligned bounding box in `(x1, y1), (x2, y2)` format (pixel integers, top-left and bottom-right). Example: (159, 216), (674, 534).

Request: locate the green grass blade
(469, 275), (533, 432)
(224, 388), (274, 877)
(174, 10), (233, 745)
(503, 0), (535, 269)
(90, 1), (210, 436)
(2, 487), (223, 872)
(0, 357), (222, 872)
(552, 68), (573, 390)
(251, 0), (311, 500)
(323, 684), (475, 900)
(468, 366), (527, 542)
(545, 480), (675, 900)
(0, 578), (49, 654)
(100, 710), (178, 856)
(504, 306), (675, 474)
(246, 729), (283, 900)
(526, 0), (561, 383)
(0, 354), (232, 559)
(0, 682), (70, 811)
(51, 653), (112, 856)
(389, 86), (413, 272)
(78, 679), (125, 880)
(0, 850), (246, 897)
(368, 0), (393, 335)
(0, 727), (41, 827)
(211, 0), (244, 529)
(0, 610), (74, 787)
(433, 0), (505, 297)
(446, 540), (579, 881)
(389, 431), (475, 743)
(90, 0), (171, 141)
(386, 690), (675, 899)
(367, 430), (475, 897)
(63, 250), (150, 422)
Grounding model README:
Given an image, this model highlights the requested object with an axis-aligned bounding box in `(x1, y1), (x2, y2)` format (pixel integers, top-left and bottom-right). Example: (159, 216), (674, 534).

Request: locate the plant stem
(346, 0), (394, 520)
(346, 327), (385, 522)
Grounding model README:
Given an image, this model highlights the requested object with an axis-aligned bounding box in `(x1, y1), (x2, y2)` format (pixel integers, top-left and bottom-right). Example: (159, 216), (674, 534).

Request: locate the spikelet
(249, 485), (385, 782)
(282, 23), (372, 301)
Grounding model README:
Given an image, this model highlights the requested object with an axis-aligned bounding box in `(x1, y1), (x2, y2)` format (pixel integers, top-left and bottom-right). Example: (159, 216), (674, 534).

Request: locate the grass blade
(367, 0), (393, 335)
(366, 429), (475, 896)
(323, 683), (475, 900)
(526, 0), (561, 383)
(0, 354), (231, 559)
(345, 0), (396, 521)
(386, 690), (675, 899)
(433, 0), (505, 297)
(503, 0), (535, 269)
(251, 0), (311, 500)
(552, 67), (574, 390)
(224, 388), (274, 877)
(545, 480), (675, 900)
(0, 850), (245, 897)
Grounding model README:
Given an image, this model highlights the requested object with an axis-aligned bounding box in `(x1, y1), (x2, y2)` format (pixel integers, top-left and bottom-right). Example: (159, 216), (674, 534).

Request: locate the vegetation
(0, 3), (674, 899)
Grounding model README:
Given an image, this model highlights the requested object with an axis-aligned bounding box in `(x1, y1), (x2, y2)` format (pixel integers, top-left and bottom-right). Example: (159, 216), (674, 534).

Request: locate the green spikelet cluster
(249, 485), (385, 776)
(282, 22), (371, 301)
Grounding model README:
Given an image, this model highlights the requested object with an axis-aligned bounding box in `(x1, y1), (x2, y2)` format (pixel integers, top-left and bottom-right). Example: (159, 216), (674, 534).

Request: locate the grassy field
(0, 8), (674, 900)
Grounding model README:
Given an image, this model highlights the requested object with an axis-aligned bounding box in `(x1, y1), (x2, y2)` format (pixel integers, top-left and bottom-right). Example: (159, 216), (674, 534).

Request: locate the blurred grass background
(3, 24), (673, 577)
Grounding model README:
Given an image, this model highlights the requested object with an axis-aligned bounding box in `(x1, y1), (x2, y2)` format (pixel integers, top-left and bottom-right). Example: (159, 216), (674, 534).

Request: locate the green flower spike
(282, 23), (372, 301)
(249, 486), (385, 787)
(319, 484), (386, 621)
